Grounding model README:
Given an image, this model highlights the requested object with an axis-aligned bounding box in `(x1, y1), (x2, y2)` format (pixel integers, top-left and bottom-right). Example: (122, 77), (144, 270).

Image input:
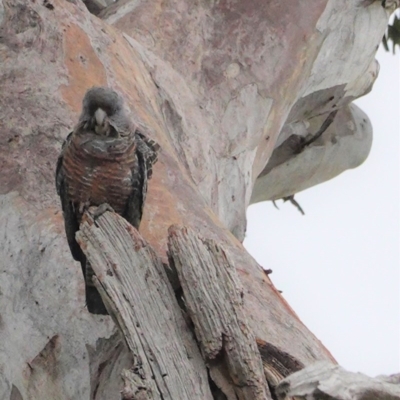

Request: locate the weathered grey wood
(120, 369), (155, 400)
(167, 225), (271, 400)
(76, 211), (213, 400)
(276, 362), (400, 400)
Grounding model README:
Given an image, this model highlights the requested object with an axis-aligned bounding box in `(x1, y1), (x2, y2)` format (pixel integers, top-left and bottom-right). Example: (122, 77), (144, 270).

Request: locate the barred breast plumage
(62, 133), (138, 219)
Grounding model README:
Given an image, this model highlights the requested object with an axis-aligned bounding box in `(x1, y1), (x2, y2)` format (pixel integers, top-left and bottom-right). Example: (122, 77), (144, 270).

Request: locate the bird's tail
(83, 260), (108, 315)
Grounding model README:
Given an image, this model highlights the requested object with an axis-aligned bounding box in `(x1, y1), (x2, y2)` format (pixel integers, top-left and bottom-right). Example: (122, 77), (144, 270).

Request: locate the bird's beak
(94, 108), (107, 127)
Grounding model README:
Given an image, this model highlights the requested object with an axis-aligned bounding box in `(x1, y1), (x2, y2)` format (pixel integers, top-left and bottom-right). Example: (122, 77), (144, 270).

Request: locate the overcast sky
(244, 45), (399, 377)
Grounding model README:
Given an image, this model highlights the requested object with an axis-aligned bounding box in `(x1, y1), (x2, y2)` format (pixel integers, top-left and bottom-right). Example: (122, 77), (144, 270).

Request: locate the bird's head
(79, 87), (131, 138)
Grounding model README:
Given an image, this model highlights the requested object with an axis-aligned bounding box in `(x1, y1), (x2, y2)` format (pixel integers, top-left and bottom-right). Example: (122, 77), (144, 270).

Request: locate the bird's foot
(89, 203), (115, 220)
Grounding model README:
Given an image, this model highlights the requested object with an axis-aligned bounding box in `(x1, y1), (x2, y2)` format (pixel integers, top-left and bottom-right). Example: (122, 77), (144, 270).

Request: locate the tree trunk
(0, 0), (395, 399)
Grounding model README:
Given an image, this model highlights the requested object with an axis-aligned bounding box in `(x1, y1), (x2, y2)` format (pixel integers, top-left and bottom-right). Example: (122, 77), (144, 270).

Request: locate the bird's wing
(136, 131), (160, 180)
(55, 132), (84, 262)
(124, 131), (160, 229)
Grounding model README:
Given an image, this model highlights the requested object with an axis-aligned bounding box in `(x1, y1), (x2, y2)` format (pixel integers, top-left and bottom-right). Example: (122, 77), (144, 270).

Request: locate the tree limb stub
(167, 225), (271, 400)
(76, 210), (213, 400)
(276, 362), (400, 400)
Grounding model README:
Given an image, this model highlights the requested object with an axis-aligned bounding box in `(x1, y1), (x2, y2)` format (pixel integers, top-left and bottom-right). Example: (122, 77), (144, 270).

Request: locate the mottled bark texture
(0, 0), (395, 398)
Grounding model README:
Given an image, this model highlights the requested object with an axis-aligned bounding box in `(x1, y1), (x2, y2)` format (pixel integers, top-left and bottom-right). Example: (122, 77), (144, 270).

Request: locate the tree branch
(276, 362), (400, 400)
(167, 225), (271, 400)
(76, 210), (213, 400)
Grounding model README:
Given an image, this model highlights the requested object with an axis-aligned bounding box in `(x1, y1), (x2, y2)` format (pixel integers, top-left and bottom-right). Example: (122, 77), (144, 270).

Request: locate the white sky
(244, 46), (399, 377)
